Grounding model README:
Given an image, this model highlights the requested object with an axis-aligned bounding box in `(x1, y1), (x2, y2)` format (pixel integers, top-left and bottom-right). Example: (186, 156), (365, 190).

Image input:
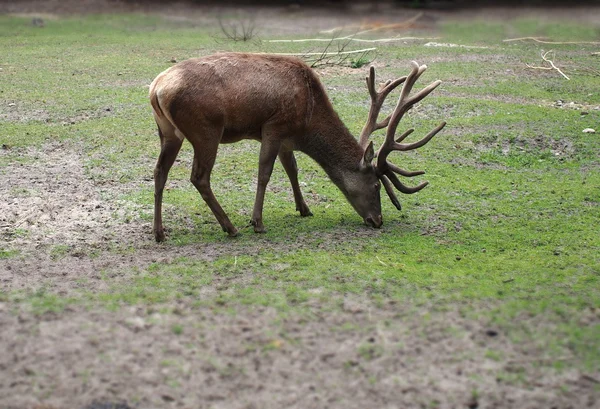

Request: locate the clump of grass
(350, 56), (371, 69)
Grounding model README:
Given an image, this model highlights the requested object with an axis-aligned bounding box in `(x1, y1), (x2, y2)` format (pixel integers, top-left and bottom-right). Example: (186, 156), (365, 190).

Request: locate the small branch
(541, 50), (570, 80)
(582, 374), (600, 384)
(504, 36), (547, 43)
(375, 255), (388, 266)
(424, 41), (489, 49)
(267, 36), (439, 44)
(270, 48), (377, 57)
(525, 65), (553, 71)
(504, 37), (600, 45)
(526, 50), (570, 80)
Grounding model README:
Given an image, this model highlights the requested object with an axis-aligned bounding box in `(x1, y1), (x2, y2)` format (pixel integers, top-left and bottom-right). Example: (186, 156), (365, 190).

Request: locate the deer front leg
(153, 125), (183, 242)
(251, 138), (282, 233)
(279, 150), (312, 217)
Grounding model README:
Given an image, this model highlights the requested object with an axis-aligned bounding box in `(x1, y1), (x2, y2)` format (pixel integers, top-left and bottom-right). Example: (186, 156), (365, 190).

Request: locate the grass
(1, 11), (599, 374)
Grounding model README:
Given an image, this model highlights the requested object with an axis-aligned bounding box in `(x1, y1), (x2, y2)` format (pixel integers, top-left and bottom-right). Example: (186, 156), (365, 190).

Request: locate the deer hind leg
(278, 150), (312, 217)
(153, 123), (183, 242)
(187, 128), (238, 237)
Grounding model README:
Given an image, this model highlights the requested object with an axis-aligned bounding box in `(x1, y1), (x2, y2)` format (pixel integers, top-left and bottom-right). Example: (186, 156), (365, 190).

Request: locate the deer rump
(149, 52), (444, 241)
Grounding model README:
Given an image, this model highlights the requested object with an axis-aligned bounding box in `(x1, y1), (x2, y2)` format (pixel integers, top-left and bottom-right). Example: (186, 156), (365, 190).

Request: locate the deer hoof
(298, 204), (313, 217)
(300, 209), (313, 217)
(250, 219), (266, 233)
(154, 228), (166, 242)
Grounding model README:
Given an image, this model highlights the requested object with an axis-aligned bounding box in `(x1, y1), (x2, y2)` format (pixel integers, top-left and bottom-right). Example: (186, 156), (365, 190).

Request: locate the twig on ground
(539, 50), (570, 80)
(273, 47), (377, 57)
(267, 36), (439, 44)
(582, 374), (600, 384)
(310, 35), (355, 67)
(526, 50), (570, 80)
(375, 255), (388, 266)
(504, 37), (600, 45)
(424, 41), (489, 49)
(270, 34), (376, 68)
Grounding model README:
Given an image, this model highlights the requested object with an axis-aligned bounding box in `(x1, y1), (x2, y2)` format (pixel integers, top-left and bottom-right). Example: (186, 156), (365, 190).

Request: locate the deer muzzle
(365, 214), (383, 229)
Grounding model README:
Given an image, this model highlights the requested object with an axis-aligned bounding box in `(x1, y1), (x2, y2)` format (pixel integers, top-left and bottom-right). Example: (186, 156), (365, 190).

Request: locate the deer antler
(358, 67), (407, 148)
(361, 62), (446, 210)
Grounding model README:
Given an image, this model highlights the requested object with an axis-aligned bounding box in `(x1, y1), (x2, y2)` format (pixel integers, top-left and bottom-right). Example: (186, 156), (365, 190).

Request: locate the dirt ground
(1, 2), (600, 409)
(3, 142), (598, 409)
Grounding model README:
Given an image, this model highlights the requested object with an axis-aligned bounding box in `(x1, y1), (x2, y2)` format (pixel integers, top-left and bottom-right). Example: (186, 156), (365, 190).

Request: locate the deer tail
(149, 87), (164, 119)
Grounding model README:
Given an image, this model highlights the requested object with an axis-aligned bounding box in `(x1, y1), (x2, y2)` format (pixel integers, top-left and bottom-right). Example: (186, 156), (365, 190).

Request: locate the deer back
(149, 53), (326, 142)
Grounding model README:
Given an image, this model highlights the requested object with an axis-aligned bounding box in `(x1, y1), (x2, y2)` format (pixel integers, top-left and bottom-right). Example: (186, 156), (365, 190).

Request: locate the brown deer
(149, 53), (445, 241)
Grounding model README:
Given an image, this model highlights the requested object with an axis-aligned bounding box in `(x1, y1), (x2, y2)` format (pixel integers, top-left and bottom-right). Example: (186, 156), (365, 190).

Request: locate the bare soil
(3, 300), (598, 409)
(1, 2), (600, 409)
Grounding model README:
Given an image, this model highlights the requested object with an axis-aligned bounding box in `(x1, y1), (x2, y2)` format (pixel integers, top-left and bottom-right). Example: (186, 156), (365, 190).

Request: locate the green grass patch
(2, 11), (599, 373)
(0, 249), (20, 259)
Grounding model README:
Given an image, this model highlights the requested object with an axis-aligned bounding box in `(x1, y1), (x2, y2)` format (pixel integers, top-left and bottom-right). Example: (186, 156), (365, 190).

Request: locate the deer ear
(360, 141), (375, 170)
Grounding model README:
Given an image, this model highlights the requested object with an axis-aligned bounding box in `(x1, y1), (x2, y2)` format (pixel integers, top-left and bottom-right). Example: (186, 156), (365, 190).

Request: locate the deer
(149, 52), (445, 241)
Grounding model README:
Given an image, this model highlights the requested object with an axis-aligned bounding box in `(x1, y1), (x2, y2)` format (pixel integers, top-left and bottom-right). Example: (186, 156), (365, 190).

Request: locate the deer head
(339, 140), (383, 228)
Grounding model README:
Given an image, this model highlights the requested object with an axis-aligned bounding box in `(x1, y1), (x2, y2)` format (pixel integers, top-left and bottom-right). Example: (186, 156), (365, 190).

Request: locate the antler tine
(386, 170), (429, 194)
(395, 121), (446, 151)
(388, 162), (425, 177)
(375, 61), (446, 209)
(386, 79), (442, 140)
(379, 174), (402, 210)
(380, 172), (429, 211)
(398, 61), (423, 104)
(358, 66), (407, 149)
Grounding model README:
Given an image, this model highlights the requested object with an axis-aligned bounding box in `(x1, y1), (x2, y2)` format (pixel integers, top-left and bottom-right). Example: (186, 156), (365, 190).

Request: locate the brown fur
(149, 52), (382, 240)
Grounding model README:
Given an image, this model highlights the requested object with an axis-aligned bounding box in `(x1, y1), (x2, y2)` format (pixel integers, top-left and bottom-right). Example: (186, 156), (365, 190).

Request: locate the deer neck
(302, 111), (364, 192)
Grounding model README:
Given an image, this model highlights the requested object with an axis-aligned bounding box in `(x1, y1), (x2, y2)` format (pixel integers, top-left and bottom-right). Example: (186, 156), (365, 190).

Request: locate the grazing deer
(149, 53), (445, 241)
